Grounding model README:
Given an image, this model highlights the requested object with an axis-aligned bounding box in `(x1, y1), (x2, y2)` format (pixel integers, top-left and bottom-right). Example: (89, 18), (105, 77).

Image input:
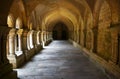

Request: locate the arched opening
(52, 22), (69, 40)
(16, 17), (22, 29)
(7, 13), (15, 28)
(97, 1), (112, 60)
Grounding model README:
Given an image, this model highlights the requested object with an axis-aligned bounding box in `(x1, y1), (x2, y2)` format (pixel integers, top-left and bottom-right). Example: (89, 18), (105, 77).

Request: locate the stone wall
(97, 1), (111, 60)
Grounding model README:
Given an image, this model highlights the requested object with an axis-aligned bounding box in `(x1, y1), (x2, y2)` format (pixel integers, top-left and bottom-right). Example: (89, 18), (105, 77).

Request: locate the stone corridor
(16, 41), (108, 79)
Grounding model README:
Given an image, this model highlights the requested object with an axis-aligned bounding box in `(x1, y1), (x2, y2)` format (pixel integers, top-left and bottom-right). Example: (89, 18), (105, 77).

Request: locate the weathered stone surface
(16, 41), (108, 79)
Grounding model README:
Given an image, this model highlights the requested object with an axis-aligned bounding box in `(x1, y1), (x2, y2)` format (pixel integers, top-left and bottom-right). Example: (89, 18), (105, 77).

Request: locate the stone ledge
(82, 47), (120, 79)
(69, 40), (120, 79)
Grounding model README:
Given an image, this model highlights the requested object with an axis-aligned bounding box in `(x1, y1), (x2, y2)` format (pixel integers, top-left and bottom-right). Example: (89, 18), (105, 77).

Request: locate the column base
(7, 52), (25, 68)
(15, 51), (23, 56)
(45, 40), (52, 46)
(7, 55), (17, 68)
(35, 45), (43, 53)
(16, 51), (25, 68)
(24, 48), (35, 61)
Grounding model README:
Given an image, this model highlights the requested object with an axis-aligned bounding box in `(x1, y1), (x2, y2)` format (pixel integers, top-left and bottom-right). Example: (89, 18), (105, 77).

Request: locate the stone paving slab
(16, 41), (108, 79)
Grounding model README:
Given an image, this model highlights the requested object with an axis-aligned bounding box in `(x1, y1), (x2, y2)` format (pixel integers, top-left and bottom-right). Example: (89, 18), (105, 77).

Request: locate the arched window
(16, 17), (22, 29)
(37, 31), (41, 45)
(7, 13), (15, 27)
(27, 31), (34, 49)
(30, 31), (34, 48)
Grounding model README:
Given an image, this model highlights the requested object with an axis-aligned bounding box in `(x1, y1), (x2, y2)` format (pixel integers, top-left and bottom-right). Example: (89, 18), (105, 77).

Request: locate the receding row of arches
(52, 22), (69, 40)
(0, 0), (120, 79)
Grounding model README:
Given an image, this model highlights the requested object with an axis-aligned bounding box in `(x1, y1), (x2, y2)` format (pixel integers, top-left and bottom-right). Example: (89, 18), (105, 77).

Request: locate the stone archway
(52, 22), (69, 40)
(97, 1), (112, 60)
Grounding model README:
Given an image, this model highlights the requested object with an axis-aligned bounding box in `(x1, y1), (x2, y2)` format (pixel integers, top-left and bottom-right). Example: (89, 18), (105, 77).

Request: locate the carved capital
(17, 29), (23, 35)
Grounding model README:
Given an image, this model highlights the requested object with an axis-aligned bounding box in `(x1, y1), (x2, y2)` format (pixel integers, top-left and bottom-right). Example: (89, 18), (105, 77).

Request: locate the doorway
(52, 22), (68, 40)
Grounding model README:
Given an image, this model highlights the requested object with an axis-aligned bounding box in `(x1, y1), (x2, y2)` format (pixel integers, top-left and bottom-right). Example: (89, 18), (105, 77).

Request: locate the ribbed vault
(0, 0), (120, 79)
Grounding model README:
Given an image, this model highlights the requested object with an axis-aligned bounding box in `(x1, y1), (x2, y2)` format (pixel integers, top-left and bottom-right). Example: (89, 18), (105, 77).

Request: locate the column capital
(17, 29), (23, 35)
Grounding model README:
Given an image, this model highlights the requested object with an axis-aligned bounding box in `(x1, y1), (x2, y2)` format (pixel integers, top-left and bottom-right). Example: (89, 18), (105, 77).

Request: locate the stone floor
(16, 41), (108, 79)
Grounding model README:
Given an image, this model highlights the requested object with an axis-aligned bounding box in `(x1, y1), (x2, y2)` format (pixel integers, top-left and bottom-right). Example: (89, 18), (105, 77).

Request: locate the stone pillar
(45, 32), (47, 42)
(109, 23), (120, 64)
(29, 30), (34, 49)
(41, 31), (44, 43)
(90, 29), (94, 52)
(37, 31), (40, 45)
(27, 31), (30, 50)
(33, 31), (37, 48)
(18, 35), (22, 51)
(83, 28), (87, 47)
(0, 26), (17, 79)
(77, 29), (79, 43)
(79, 29), (81, 44)
(110, 33), (118, 63)
(22, 30), (28, 61)
(7, 29), (18, 68)
(15, 29), (23, 55)
(47, 32), (49, 41)
(41, 31), (45, 47)
(8, 29), (16, 56)
(22, 30), (28, 51)
(92, 27), (98, 53)
(15, 35), (17, 52)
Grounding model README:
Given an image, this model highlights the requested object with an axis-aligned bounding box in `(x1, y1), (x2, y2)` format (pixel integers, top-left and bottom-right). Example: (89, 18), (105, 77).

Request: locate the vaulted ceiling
(0, 0), (120, 31)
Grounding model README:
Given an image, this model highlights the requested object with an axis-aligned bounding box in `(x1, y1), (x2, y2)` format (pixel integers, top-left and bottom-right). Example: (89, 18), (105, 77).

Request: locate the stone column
(37, 31), (40, 45)
(83, 28), (87, 47)
(44, 32), (46, 42)
(77, 29), (79, 43)
(7, 28), (18, 68)
(45, 32), (47, 42)
(22, 30), (28, 51)
(18, 35), (22, 51)
(39, 31), (42, 45)
(33, 31), (37, 48)
(41, 31), (45, 47)
(14, 35), (18, 52)
(27, 31), (31, 50)
(29, 30), (34, 49)
(47, 32), (48, 40)
(109, 23), (120, 64)
(0, 26), (17, 79)
(16, 29), (23, 52)
(92, 27), (98, 53)
(41, 32), (43, 42)
(22, 30), (28, 61)
(8, 29), (16, 56)
(79, 29), (81, 44)
(111, 32), (118, 63)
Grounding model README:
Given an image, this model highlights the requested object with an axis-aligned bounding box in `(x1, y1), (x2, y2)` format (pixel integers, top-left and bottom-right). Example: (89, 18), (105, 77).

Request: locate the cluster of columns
(0, 27), (17, 79)
(41, 31), (52, 46)
(69, 22), (120, 78)
(6, 14), (53, 68)
(70, 23), (120, 65)
(109, 23), (120, 65)
(7, 28), (53, 68)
